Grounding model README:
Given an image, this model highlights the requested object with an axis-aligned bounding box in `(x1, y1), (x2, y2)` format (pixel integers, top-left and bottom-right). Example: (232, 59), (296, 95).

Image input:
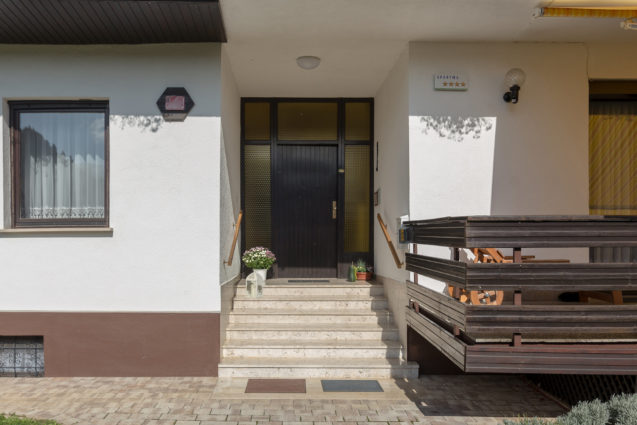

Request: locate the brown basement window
(10, 101), (109, 228)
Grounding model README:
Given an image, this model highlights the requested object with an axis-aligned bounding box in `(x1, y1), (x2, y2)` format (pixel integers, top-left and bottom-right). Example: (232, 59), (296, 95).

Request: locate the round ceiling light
(296, 56), (321, 70)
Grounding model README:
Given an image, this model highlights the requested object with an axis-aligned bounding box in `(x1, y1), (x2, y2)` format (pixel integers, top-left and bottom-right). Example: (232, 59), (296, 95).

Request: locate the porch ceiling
(221, 0), (637, 97)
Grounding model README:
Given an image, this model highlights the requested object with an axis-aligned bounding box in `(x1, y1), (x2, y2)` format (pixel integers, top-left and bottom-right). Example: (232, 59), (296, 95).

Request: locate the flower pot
(246, 268), (268, 297)
(253, 268), (268, 283)
(356, 271), (372, 281)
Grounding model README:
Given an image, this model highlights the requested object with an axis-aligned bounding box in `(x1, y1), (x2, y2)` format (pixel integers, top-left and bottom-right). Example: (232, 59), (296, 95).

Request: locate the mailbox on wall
(156, 87), (195, 122)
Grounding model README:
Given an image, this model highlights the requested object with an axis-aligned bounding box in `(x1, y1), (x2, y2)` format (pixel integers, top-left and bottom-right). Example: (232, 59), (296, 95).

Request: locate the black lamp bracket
(503, 84), (521, 104)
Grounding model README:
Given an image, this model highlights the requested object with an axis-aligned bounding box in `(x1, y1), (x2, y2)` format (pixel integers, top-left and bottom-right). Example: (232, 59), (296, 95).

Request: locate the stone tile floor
(0, 375), (565, 425)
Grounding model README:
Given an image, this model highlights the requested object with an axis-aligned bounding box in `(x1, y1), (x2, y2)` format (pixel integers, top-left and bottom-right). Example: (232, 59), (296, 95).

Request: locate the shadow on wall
(412, 115), (587, 264)
(110, 115), (163, 133)
(409, 115), (497, 291)
(409, 114), (496, 219)
(419, 116), (493, 143)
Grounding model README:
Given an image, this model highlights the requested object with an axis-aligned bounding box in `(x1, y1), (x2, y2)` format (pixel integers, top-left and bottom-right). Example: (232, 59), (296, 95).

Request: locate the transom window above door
(277, 102), (338, 141)
(10, 101), (109, 227)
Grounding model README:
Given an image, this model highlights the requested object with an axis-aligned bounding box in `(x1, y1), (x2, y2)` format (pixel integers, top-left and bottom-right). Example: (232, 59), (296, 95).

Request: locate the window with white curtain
(11, 101), (108, 227)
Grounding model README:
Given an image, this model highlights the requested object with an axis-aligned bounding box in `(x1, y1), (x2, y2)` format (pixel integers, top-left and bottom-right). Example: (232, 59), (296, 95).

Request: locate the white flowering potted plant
(242, 247), (276, 297)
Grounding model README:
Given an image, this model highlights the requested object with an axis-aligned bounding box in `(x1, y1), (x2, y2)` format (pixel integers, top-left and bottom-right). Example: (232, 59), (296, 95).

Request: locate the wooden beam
(406, 253), (637, 291)
(405, 215), (637, 248)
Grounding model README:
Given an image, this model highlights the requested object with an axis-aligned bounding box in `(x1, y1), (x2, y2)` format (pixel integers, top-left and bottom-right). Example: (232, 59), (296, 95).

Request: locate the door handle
(332, 201), (337, 219)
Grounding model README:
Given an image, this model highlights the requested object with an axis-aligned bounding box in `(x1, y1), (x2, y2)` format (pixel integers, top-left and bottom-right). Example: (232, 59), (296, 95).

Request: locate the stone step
(228, 309), (394, 325)
(217, 357), (419, 378)
(225, 323), (399, 341)
(236, 283), (384, 297)
(222, 338), (403, 359)
(232, 295), (388, 311)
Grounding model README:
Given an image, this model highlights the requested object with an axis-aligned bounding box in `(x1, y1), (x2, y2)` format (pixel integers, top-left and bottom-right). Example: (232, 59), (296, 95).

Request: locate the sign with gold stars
(434, 73), (468, 91)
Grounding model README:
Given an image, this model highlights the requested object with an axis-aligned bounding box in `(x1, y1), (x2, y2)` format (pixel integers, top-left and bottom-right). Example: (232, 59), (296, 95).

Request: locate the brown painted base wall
(0, 312), (220, 377)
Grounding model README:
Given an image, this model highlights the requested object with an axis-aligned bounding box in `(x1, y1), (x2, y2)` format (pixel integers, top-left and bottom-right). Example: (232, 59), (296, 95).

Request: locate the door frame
(240, 97), (374, 278)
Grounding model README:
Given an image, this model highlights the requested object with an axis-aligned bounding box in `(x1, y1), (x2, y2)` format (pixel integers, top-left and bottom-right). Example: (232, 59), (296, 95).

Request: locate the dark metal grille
(529, 374), (636, 406)
(0, 336), (44, 377)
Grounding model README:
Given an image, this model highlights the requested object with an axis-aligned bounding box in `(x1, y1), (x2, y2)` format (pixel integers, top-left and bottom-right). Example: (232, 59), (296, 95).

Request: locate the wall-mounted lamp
(296, 56), (321, 70)
(503, 68), (526, 104)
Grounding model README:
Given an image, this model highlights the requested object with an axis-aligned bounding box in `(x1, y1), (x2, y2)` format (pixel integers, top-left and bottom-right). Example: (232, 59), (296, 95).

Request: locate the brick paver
(0, 376), (564, 425)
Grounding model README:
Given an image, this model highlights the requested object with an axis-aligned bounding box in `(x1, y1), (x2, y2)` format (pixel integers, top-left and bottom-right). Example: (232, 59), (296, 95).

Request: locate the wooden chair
(448, 248), (569, 306)
(448, 248), (504, 305)
(475, 247), (570, 264)
(579, 290), (624, 305)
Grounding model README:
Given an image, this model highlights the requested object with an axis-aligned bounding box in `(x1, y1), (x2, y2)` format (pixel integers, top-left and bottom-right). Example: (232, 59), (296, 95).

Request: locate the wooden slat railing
(403, 215), (637, 375)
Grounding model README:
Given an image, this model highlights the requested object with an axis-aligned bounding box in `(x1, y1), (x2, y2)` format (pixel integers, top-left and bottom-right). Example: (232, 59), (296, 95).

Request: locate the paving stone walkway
(0, 375), (565, 425)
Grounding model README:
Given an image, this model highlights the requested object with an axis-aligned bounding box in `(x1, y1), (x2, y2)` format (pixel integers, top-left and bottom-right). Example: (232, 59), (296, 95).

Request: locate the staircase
(218, 281), (419, 378)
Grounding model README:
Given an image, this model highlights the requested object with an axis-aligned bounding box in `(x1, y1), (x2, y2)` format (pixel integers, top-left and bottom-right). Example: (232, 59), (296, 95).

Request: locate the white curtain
(20, 112), (105, 220)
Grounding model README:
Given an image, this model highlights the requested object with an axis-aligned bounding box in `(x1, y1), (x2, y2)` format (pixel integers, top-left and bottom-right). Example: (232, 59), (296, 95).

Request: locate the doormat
(287, 279), (331, 283)
(245, 379), (306, 393)
(321, 380), (383, 392)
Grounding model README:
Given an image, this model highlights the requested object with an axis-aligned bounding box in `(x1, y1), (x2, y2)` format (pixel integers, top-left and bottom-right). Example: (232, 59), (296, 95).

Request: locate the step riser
(221, 283), (414, 379)
(218, 366), (418, 379)
(236, 286), (384, 296)
(229, 314), (393, 325)
(225, 329), (399, 340)
(232, 300), (388, 310)
(222, 347), (402, 359)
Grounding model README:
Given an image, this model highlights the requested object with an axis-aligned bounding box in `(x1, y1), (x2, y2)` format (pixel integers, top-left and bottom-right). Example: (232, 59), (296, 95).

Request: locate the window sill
(0, 227), (113, 236)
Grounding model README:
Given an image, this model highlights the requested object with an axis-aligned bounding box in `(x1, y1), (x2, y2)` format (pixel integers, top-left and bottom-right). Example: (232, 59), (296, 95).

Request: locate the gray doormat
(321, 379), (383, 392)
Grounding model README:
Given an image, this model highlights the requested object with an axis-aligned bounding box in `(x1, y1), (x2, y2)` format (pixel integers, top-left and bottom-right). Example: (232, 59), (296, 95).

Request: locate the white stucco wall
(587, 43), (637, 79)
(407, 43), (590, 289)
(220, 46), (242, 284)
(373, 48), (411, 350)
(409, 42), (589, 218)
(373, 48), (410, 284)
(0, 44), (223, 312)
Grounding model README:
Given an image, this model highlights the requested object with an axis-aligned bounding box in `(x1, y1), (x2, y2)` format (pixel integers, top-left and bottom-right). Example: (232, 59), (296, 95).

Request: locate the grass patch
(0, 415), (60, 425)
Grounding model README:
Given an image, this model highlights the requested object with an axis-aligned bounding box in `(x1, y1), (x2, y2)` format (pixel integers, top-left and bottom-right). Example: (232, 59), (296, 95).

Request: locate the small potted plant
(355, 259), (373, 281)
(242, 247), (276, 297)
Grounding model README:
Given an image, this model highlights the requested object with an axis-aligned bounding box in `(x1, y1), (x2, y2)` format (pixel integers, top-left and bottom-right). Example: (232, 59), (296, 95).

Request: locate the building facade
(1, 0), (637, 377)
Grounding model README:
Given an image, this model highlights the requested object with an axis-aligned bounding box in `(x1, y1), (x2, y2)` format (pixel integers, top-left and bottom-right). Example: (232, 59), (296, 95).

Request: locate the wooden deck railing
(403, 215), (637, 375)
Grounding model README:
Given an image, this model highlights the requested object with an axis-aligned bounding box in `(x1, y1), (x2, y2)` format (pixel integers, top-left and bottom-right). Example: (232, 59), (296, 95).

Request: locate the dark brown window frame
(10, 100), (110, 228)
